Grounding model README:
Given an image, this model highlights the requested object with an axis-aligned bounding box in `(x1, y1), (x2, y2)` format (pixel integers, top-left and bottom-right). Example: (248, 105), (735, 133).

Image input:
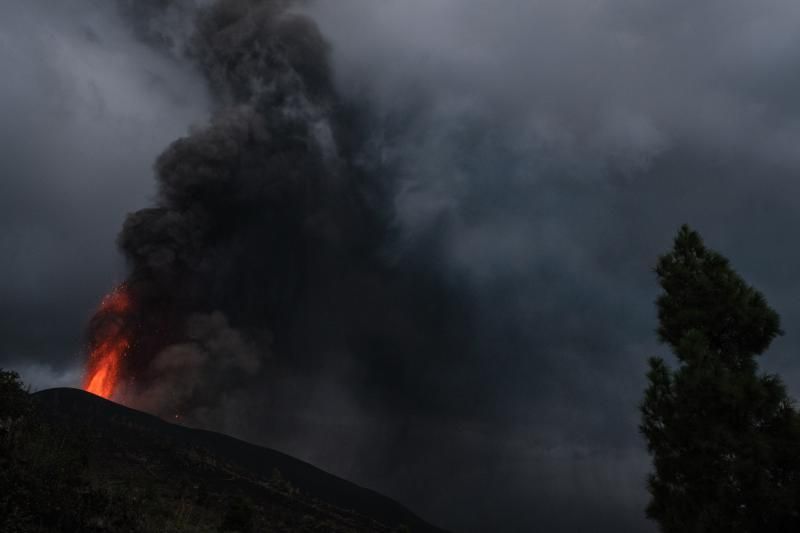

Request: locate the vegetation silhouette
(0, 373), (443, 532)
(642, 225), (800, 532)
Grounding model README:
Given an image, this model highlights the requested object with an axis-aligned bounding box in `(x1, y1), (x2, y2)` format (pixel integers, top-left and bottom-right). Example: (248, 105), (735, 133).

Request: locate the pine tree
(641, 225), (800, 532)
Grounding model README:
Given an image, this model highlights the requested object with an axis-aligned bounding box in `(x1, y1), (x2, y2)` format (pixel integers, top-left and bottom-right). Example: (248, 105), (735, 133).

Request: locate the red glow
(83, 285), (133, 399)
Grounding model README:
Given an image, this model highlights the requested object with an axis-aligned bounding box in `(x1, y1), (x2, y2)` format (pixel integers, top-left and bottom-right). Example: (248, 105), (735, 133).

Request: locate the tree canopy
(642, 225), (800, 532)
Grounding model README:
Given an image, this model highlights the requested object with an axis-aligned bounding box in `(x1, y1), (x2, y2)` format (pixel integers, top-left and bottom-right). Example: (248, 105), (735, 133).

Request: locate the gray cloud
(294, 2), (800, 531)
(309, 0), (800, 169)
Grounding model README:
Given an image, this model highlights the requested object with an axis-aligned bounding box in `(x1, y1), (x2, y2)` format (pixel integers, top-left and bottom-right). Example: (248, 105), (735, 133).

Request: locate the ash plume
(95, 0), (472, 427)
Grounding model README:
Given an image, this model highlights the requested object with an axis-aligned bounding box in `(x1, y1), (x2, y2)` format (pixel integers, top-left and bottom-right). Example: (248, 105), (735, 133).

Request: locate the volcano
(33, 388), (447, 533)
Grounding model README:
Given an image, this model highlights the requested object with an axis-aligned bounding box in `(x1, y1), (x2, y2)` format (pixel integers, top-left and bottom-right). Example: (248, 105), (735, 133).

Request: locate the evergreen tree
(641, 225), (800, 532)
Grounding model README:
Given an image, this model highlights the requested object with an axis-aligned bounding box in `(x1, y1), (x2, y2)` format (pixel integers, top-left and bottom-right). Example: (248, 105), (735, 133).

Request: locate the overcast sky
(0, 0), (210, 387)
(5, 1), (800, 531)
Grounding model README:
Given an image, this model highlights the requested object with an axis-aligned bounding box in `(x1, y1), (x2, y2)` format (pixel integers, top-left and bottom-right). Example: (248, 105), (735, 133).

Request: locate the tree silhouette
(641, 225), (800, 532)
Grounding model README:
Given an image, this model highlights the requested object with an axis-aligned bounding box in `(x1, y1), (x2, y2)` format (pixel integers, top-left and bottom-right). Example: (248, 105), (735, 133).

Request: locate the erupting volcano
(83, 284), (136, 399)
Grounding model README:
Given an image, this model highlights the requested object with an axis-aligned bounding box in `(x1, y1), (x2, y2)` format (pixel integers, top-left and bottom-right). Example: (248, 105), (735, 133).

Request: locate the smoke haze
(6, 1), (800, 531)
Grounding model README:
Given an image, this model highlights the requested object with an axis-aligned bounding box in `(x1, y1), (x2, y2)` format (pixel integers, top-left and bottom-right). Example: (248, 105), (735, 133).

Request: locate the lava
(83, 285), (135, 399)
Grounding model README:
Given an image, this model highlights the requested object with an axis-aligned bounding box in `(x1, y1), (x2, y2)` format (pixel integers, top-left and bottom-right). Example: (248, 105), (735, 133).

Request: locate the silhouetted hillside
(13, 387), (446, 532)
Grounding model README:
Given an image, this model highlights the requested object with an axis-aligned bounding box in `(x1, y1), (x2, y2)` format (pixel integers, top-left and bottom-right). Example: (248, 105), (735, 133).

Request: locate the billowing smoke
(90, 0), (473, 432)
(96, 0), (343, 413)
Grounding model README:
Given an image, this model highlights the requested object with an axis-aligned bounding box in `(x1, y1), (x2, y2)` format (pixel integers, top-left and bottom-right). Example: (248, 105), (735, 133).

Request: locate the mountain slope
(32, 388), (446, 533)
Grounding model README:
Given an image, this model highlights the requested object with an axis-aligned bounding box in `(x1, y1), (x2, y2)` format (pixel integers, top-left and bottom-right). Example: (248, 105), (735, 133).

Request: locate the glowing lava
(83, 285), (134, 399)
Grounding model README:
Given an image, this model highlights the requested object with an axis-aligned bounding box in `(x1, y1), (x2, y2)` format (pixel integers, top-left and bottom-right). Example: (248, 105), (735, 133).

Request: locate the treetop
(655, 224), (782, 363)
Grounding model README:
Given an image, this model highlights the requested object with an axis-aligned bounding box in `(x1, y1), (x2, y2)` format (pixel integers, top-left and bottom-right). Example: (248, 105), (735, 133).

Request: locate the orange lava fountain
(83, 285), (134, 399)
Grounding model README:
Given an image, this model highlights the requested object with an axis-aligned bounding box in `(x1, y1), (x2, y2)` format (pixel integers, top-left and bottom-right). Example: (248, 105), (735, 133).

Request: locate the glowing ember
(83, 285), (134, 399)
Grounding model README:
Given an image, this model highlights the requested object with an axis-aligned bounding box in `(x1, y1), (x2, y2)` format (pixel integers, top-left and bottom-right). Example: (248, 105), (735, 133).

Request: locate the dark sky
(4, 1), (800, 532)
(0, 0), (210, 386)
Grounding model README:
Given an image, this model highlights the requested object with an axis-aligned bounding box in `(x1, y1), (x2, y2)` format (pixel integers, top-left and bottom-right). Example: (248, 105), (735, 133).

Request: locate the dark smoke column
(87, 0), (471, 439)
(86, 0), (366, 417)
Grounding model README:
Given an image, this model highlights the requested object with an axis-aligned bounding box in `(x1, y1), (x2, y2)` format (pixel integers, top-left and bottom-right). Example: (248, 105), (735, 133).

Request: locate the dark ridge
(34, 387), (448, 533)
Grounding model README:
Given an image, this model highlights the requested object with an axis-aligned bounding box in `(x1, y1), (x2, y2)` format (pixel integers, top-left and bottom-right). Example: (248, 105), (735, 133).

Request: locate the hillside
(3, 384), (446, 532)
